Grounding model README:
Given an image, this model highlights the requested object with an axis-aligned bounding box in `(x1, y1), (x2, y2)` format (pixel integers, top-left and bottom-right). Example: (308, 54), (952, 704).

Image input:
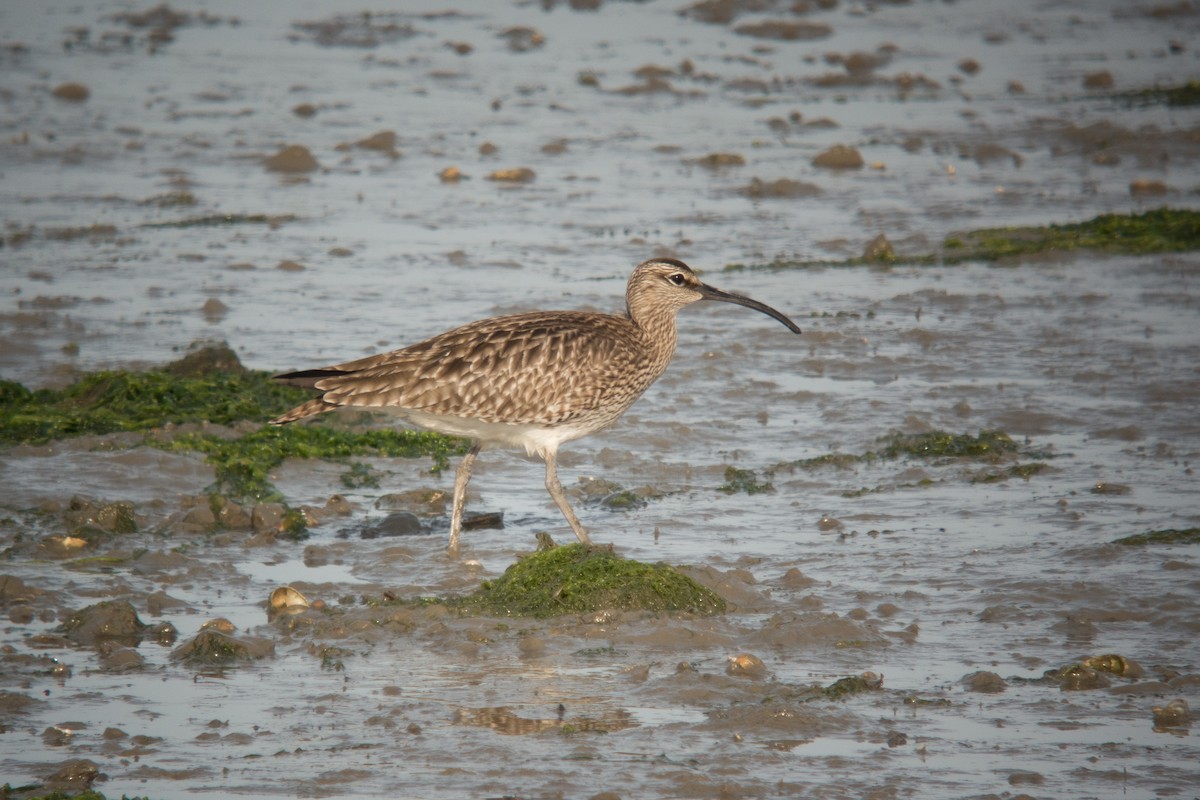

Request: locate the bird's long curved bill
(700, 283), (802, 334)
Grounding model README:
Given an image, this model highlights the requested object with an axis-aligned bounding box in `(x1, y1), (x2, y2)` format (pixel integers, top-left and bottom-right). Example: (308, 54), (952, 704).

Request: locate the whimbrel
(271, 258), (800, 556)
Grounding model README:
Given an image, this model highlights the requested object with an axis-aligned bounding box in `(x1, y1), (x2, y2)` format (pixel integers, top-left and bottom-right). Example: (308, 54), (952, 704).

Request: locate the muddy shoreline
(3, 1), (1200, 798)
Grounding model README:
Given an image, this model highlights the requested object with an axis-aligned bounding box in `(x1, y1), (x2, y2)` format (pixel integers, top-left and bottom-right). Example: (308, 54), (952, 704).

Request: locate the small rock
(52, 83), (90, 102)
(812, 144), (864, 169)
(171, 630), (275, 664)
(202, 297), (228, 321)
(961, 670), (1008, 693)
(499, 26), (544, 52)
(361, 511), (423, 538)
(1152, 698), (1190, 729)
(265, 144), (319, 173)
(486, 167), (536, 183)
(60, 600), (147, 646)
(863, 233), (895, 264)
(439, 166), (465, 182)
(292, 103), (317, 118)
(740, 177), (822, 199)
(1008, 770), (1045, 786)
(726, 653), (767, 679)
(43, 758), (102, 789)
(277, 260), (306, 272)
(1083, 70), (1114, 90)
(252, 502), (285, 532)
(1130, 179), (1168, 197)
(97, 642), (145, 672)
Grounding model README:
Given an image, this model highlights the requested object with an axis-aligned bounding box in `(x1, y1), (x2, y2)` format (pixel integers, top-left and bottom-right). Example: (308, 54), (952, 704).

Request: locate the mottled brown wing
(301, 311), (656, 425)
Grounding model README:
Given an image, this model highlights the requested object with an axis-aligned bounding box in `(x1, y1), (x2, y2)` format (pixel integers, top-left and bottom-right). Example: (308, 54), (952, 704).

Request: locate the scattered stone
(265, 144), (319, 173)
(277, 260), (305, 271)
(439, 166), (465, 182)
(735, 20), (832, 41)
(172, 630), (275, 664)
(354, 130), (399, 157)
(66, 497), (137, 535)
(1008, 770), (1045, 786)
(202, 297), (228, 321)
(812, 144), (864, 169)
(252, 502), (285, 532)
(780, 567), (816, 589)
(1083, 70), (1114, 90)
(690, 152), (745, 169)
(362, 511), (424, 538)
(487, 167), (536, 183)
(740, 177), (822, 199)
(1082, 653), (1143, 678)
(1053, 664), (1111, 691)
(974, 143), (1022, 167)
(463, 511), (504, 531)
(52, 82), (90, 101)
(863, 233), (895, 263)
(1091, 481), (1132, 495)
(42, 758), (102, 789)
(165, 340), (245, 376)
(1152, 698), (1190, 730)
(726, 653), (767, 679)
(958, 58), (981, 75)
(886, 730), (908, 747)
(1130, 179), (1168, 197)
(60, 600), (147, 646)
(292, 103), (317, 118)
(962, 670), (1008, 693)
(499, 26), (544, 52)
(98, 641), (145, 672)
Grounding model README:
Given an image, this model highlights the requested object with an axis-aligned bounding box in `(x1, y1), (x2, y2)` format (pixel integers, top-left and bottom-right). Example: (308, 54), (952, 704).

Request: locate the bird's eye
(668, 273), (686, 286)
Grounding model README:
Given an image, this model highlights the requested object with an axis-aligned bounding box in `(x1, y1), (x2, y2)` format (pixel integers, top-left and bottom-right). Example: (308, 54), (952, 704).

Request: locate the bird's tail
(269, 397), (337, 426)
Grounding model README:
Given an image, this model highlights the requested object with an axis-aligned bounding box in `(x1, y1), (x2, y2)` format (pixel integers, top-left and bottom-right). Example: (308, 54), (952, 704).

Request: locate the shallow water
(2, 0), (1199, 798)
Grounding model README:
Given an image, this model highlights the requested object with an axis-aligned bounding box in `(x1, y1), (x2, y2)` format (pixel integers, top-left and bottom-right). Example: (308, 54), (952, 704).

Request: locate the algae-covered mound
(470, 544), (726, 618)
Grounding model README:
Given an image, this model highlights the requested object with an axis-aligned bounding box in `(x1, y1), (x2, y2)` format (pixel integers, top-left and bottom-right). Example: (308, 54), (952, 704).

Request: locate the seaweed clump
(1113, 527), (1200, 546)
(724, 208), (1200, 270)
(0, 342), (467, 503)
(468, 544), (726, 618)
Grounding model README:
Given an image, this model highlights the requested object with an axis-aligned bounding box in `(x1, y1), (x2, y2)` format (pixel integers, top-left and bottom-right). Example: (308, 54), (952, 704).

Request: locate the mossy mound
(0, 342), (467, 503)
(1113, 527), (1200, 546)
(469, 544), (726, 618)
(724, 208), (1200, 270)
(0, 350), (308, 446)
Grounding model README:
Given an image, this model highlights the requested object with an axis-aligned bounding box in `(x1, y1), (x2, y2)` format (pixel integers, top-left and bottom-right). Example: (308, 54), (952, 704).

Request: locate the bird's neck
(626, 302), (679, 366)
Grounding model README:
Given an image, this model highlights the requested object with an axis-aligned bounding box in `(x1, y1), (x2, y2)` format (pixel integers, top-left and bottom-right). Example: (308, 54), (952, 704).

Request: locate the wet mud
(2, 0), (1200, 798)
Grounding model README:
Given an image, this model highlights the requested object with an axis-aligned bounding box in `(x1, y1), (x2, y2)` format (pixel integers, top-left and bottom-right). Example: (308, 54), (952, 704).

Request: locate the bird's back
(273, 309), (675, 431)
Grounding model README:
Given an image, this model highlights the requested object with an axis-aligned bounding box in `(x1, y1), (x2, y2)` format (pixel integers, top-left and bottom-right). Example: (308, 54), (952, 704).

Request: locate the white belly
(401, 409), (595, 459)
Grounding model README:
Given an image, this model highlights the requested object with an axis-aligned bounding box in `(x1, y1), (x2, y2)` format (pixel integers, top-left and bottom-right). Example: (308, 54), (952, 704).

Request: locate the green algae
(139, 213), (297, 229)
(0, 368), (308, 445)
(1115, 80), (1200, 108)
(1112, 527), (1200, 546)
(467, 544), (726, 618)
(723, 208), (1200, 270)
(820, 673), (883, 700)
(718, 465), (774, 495)
(1, 791), (150, 800)
(783, 430), (1020, 473)
(0, 346), (466, 505)
(164, 425), (465, 502)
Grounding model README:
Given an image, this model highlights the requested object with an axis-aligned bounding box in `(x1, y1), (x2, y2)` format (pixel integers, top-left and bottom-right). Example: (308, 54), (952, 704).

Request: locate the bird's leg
(447, 442), (482, 558)
(543, 448), (592, 546)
